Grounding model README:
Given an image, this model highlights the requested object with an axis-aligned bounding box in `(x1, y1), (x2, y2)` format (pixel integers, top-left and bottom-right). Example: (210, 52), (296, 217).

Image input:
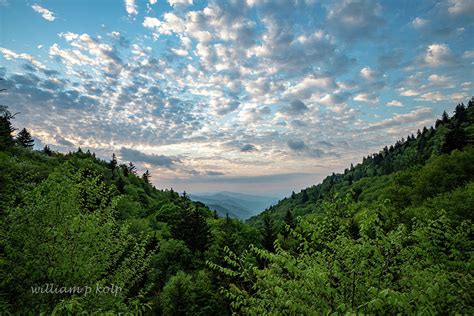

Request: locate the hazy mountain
(189, 191), (279, 219)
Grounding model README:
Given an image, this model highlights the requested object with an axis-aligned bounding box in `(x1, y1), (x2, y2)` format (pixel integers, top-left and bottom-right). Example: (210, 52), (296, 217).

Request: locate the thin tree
(142, 170), (151, 184)
(110, 153), (118, 171)
(0, 105), (16, 150)
(261, 212), (276, 252)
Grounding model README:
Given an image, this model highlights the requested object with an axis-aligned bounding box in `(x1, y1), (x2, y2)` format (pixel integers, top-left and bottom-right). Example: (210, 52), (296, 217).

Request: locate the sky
(0, 0), (473, 197)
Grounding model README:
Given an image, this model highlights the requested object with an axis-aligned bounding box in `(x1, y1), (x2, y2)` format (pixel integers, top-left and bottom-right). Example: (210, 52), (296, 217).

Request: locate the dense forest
(0, 98), (473, 314)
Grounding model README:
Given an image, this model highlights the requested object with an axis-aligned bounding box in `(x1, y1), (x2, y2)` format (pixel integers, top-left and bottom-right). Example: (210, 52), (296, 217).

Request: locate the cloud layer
(0, 0), (472, 195)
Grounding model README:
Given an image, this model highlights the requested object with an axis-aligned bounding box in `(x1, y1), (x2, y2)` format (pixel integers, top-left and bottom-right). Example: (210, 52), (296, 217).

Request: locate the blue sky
(0, 0), (473, 196)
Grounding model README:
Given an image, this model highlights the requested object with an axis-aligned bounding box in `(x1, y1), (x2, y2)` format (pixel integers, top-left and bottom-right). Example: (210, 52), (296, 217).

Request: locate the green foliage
(2, 163), (154, 313)
(211, 197), (473, 314)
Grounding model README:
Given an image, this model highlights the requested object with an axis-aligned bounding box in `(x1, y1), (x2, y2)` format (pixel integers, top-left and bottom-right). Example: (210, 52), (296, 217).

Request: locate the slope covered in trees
(249, 98), (474, 226)
(0, 106), (259, 314)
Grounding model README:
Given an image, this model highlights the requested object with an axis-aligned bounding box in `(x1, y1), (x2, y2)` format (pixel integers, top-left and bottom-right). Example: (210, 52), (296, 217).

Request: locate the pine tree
(301, 190), (309, 203)
(117, 176), (125, 194)
(442, 110), (449, 123)
(454, 103), (467, 123)
(284, 209), (295, 235)
(142, 170), (151, 184)
(172, 207), (210, 253)
(16, 128), (34, 148)
(110, 153), (117, 171)
(0, 105), (16, 150)
(121, 164), (129, 177)
(128, 162), (137, 175)
(43, 145), (53, 156)
(261, 212), (276, 252)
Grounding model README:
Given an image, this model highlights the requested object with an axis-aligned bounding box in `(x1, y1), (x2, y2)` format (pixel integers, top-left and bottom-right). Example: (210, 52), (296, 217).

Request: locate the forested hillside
(249, 98), (474, 225)
(0, 99), (473, 314)
(0, 105), (259, 314)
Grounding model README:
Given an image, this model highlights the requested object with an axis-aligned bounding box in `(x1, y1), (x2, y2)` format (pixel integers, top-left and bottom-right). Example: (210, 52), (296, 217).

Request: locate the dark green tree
(117, 176), (125, 193)
(261, 212), (276, 252)
(43, 145), (53, 156)
(0, 105), (16, 150)
(301, 190), (309, 203)
(454, 103), (467, 122)
(110, 153), (117, 171)
(441, 110), (449, 123)
(282, 209), (295, 238)
(172, 207), (210, 253)
(16, 128), (34, 148)
(128, 162), (137, 175)
(142, 169), (151, 184)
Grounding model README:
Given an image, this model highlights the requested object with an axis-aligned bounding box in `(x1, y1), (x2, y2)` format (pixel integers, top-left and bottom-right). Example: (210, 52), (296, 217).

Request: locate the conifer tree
(110, 153), (117, 171)
(142, 170), (151, 184)
(261, 212), (276, 252)
(301, 190), (309, 203)
(117, 176), (125, 193)
(441, 110), (449, 123)
(128, 162), (137, 175)
(0, 105), (15, 150)
(454, 103), (467, 122)
(43, 145), (53, 156)
(283, 209), (295, 238)
(16, 128), (34, 148)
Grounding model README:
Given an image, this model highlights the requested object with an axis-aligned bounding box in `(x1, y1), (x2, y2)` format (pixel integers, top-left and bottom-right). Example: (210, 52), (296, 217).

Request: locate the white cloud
(31, 3), (55, 21)
(59, 32), (79, 42)
(424, 43), (452, 66)
(353, 93), (378, 104)
(124, 0), (138, 16)
(399, 88), (421, 97)
(49, 43), (94, 66)
(360, 67), (376, 80)
(417, 91), (468, 102)
(411, 17), (428, 28)
(366, 108), (433, 131)
(149, 0), (157, 4)
(168, 0), (193, 7)
(386, 100), (402, 107)
(0, 47), (45, 69)
(171, 48), (188, 56)
(143, 13), (186, 38)
(143, 17), (161, 28)
(285, 76), (337, 99)
(427, 74), (449, 84)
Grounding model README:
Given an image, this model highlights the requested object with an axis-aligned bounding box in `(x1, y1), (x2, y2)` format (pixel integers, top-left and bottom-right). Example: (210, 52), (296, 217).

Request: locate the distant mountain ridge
(189, 191), (279, 219)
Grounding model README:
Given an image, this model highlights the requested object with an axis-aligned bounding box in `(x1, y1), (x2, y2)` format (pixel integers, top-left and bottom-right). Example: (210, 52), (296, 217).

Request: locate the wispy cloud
(31, 3), (55, 21)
